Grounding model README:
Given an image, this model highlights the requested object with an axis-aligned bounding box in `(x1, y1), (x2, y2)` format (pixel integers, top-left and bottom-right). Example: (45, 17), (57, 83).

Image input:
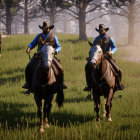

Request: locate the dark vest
(37, 32), (54, 52)
(95, 35), (111, 54)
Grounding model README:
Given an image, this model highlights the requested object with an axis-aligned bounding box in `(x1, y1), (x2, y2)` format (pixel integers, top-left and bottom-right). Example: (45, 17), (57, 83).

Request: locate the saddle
(104, 55), (122, 81)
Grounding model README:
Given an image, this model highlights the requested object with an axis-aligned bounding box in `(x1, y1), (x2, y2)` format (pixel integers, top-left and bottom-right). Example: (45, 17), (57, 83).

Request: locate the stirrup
(24, 90), (31, 95)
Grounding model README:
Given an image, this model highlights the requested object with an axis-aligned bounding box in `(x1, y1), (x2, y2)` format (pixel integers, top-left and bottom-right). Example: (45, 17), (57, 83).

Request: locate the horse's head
(89, 42), (103, 69)
(40, 44), (55, 71)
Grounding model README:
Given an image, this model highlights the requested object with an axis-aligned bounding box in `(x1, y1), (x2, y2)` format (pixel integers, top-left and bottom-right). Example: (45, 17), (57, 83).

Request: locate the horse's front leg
(106, 88), (113, 121)
(34, 94), (44, 132)
(93, 92), (101, 121)
(43, 98), (53, 128)
(103, 98), (107, 118)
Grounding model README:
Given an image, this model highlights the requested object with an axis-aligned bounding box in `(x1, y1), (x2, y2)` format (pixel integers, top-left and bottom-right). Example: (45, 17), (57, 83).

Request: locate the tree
(16, 0), (42, 34)
(0, 0), (20, 34)
(63, 0), (106, 40)
(38, 0), (65, 25)
(106, 0), (140, 45)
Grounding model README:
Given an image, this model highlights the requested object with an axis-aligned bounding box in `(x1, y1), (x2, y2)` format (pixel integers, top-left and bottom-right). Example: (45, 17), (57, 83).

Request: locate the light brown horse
(88, 41), (118, 121)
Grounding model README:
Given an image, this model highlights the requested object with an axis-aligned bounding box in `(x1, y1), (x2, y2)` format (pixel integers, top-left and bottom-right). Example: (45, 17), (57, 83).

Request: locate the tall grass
(0, 34), (140, 140)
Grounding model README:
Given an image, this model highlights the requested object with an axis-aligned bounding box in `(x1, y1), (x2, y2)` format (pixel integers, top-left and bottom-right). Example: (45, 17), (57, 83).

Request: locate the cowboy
(22, 21), (67, 94)
(84, 24), (125, 91)
(0, 34), (1, 57)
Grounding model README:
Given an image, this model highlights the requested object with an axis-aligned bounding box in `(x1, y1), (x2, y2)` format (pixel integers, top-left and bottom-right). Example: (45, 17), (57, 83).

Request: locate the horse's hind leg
(106, 88), (113, 121)
(43, 98), (53, 128)
(93, 92), (101, 121)
(34, 95), (44, 132)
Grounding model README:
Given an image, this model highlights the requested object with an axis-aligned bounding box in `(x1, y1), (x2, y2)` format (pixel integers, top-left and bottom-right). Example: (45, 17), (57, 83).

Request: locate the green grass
(0, 34), (140, 140)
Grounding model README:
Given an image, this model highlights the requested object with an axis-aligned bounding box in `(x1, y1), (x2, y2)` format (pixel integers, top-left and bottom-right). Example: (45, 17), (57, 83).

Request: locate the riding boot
(53, 57), (67, 89)
(22, 57), (36, 94)
(22, 83), (29, 89)
(83, 62), (91, 91)
(116, 76), (125, 90)
(59, 71), (67, 89)
(62, 83), (67, 89)
(83, 86), (91, 91)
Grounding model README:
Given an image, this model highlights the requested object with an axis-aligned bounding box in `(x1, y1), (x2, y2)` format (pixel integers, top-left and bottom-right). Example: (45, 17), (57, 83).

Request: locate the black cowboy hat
(39, 21), (54, 30)
(95, 24), (109, 32)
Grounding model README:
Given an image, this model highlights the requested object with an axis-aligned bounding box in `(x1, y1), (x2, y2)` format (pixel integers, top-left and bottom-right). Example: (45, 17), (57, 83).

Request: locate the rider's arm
(28, 35), (39, 50)
(92, 36), (98, 46)
(110, 37), (117, 54)
(54, 36), (61, 54)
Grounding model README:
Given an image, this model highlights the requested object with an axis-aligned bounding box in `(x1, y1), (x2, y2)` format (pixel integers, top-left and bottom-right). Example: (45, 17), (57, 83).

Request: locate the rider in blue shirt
(84, 24), (125, 91)
(22, 21), (67, 94)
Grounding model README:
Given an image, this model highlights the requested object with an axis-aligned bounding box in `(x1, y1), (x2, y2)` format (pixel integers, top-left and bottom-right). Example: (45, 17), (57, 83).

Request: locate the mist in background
(0, 0), (140, 45)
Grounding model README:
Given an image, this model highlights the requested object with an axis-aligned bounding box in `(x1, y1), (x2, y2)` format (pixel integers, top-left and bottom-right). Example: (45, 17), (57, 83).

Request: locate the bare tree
(0, 0), (21, 34)
(16, 0), (42, 34)
(106, 0), (140, 45)
(63, 0), (107, 40)
(38, 0), (65, 25)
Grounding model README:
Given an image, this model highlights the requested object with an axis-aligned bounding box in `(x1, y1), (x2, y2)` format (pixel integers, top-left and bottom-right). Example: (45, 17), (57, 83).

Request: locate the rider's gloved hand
(107, 51), (112, 57)
(26, 47), (30, 54)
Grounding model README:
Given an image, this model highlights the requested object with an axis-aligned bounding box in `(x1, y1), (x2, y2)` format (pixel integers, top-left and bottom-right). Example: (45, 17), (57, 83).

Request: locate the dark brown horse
(88, 41), (118, 121)
(31, 45), (64, 132)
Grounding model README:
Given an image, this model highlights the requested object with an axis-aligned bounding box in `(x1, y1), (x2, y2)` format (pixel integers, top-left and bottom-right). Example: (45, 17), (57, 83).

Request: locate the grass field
(0, 34), (140, 140)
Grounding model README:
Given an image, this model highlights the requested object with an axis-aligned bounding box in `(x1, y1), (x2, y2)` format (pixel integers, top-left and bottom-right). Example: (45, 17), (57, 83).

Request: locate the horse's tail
(55, 89), (64, 107)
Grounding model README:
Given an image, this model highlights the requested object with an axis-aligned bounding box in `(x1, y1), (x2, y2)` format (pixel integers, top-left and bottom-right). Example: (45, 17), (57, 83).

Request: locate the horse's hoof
(39, 128), (44, 133)
(103, 113), (106, 118)
(108, 118), (112, 122)
(44, 123), (50, 128)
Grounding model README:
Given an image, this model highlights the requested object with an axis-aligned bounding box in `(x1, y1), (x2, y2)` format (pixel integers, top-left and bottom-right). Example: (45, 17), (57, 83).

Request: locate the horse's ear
(97, 39), (102, 46)
(88, 41), (93, 47)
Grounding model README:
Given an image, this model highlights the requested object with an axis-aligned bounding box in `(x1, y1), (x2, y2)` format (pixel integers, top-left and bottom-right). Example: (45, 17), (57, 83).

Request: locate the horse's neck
(102, 57), (108, 72)
(101, 57), (112, 81)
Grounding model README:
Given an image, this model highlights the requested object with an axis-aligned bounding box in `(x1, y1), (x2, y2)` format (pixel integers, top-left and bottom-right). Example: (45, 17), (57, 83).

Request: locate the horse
(31, 44), (64, 132)
(88, 40), (118, 121)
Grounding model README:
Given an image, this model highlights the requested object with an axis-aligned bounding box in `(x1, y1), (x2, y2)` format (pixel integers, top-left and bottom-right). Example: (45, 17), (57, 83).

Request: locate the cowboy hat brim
(39, 25), (54, 30)
(95, 27), (109, 32)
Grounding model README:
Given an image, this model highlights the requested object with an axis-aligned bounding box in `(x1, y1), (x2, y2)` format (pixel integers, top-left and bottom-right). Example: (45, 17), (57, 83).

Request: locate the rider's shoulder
(105, 35), (111, 38)
(38, 33), (44, 37)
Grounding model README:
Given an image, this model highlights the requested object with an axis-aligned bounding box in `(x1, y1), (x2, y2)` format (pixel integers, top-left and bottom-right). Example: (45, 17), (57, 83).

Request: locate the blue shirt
(28, 33), (61, 54)
(93, 35), (117, 54)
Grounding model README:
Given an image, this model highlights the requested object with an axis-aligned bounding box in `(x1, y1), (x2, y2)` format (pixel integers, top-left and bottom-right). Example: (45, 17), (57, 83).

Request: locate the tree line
(0, 0), (139, 45)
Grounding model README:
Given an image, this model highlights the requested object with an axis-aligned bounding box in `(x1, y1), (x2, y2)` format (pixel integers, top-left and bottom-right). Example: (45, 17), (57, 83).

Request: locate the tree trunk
(6, 4), (12, 34)
(50, 14), (55, 26)
(49, 2), (56, 25)
(24, 0), (29, 34)
(79, 3), (87, 40)
(127, 1), (135, 45)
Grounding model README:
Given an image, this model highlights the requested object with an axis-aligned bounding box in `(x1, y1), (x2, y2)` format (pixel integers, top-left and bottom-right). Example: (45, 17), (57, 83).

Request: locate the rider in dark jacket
(84, 24), (125, 91)
(22, 21), (67, 94)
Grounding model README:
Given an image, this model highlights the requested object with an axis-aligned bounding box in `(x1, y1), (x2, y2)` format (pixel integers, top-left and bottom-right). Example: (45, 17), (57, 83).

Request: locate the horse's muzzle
(90, 59), (97, 69)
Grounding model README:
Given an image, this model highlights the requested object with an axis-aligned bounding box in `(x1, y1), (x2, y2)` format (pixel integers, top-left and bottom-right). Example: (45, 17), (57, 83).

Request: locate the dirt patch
(119, 45), (140, 63)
